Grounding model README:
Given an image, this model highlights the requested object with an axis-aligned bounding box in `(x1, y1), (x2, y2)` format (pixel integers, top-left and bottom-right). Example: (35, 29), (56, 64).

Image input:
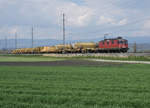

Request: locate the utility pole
(134, 42), (137, 53)
(31, 26), (34, 48)
(63, 13), (65, 45)
(15, 32), (17, 49)
(5, 36), (7, 50)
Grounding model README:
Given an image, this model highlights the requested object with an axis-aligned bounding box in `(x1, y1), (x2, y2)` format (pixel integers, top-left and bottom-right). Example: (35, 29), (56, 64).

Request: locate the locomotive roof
(99, 37), (127, 42)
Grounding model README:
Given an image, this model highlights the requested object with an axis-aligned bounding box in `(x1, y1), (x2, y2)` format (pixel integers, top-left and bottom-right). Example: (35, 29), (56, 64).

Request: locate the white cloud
(83, 0), (128, 27)
(56, 2), (94, 27)
(132, 31), (150, 37)
(8, 26), (18, 34)
(144, 19), (150, 29)
(0, 0), (150, 40)
(97, 16), (127, 26)
(98, 16), (115, 25)
(8, 0), (94, 27)
(132, 19), (150, 37)
(0, 0), (128, 27)
(0, 25), (62, 39)
(118, 19), (127, 26)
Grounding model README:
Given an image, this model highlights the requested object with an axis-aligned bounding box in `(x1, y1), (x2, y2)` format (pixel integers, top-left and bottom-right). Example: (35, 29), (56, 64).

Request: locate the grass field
(0, 64), (150, 108)
(0, 56), (64, 62)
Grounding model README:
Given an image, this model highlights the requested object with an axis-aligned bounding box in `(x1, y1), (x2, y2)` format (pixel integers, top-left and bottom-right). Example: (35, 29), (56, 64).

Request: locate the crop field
(0, 63), (150, 108)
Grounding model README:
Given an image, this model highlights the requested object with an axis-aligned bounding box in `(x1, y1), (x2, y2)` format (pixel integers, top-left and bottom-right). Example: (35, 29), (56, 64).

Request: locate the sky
(0, 0), (150, 42)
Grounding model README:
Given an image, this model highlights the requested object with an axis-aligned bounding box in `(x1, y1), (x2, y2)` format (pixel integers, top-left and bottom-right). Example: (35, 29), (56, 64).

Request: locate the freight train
(12, 37), (129, 54)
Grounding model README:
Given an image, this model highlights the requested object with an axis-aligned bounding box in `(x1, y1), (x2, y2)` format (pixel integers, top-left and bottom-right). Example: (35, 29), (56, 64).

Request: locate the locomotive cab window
(103, 41), (104, 45)
(125, 41), (128, 45)
(118, 40), (123, 44)
(107, 40), (109, 45)
(111, 40), (114, 44)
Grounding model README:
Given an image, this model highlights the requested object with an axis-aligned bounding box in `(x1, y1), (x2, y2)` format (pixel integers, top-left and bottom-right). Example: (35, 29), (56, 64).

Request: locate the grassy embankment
(53, 54), (150, 61)
(0, 54), (150, 62)
(0, 64), (150, 108)
(0, 55), (65, 62)
(82, 55), (150, 61)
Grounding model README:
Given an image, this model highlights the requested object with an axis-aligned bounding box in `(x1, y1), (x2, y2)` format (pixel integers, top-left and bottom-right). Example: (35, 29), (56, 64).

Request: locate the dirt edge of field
(0, 60), (123, 67)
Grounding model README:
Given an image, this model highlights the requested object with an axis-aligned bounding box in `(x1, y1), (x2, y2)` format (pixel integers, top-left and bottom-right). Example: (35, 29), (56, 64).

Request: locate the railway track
(43, 53), (150, 57)
(1, 53), (150, 57)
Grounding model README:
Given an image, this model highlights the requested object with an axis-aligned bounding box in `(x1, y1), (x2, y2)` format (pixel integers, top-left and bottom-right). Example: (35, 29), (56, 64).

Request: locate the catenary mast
(63, 13), (65, 45)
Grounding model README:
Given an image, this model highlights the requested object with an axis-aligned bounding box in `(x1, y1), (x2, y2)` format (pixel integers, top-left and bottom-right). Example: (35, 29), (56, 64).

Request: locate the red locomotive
(98, 37), (128, 53)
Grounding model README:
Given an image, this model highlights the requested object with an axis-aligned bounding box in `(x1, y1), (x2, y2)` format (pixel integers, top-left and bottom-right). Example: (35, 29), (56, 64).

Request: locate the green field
(0, 64), (150, 108)
(0, 56), (64, 62)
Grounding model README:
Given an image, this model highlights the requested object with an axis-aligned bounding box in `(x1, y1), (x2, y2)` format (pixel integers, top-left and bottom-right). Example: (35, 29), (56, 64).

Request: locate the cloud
(56, 2), (94, 27)
(0, 0), (95, 27)
(0, 25), (63, 39)
(8, 26), (18, 34)
(0, 0), (150, 40)
(118, 19), (128, 26)
(144, 19), (150, 29)
(97, 16), (127, 26)
(98, 16), (115, 25)
(132, 19), (150, 37)
(0, 0), (129, 27)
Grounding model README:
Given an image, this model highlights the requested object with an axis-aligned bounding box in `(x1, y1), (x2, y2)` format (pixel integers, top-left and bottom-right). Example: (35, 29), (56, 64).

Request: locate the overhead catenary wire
(15, 32), (17, 49)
